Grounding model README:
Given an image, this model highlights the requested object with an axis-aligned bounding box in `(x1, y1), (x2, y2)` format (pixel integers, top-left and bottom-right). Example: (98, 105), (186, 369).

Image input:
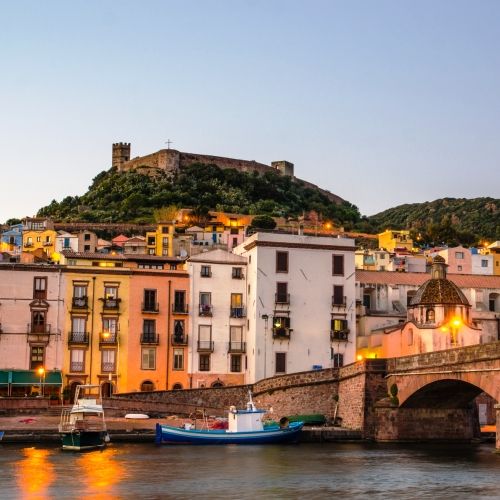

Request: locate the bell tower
(112, 142), (131, 171)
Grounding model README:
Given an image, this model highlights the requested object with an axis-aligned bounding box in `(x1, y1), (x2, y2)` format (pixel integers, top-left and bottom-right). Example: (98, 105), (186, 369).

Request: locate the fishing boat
(155, 392), (303, 445)
(58, 384), (109, 451)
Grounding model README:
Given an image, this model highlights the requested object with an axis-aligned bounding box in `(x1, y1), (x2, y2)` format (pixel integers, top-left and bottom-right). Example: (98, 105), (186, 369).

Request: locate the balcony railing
(197, 340), (214, 352)
(68, 331), (89, 345)
(332, 296), (347, 307)
(272, 327), (292, 339)
(72, 296), (88, 308)
(70, 361), (84, 372)
(199, 304), (213, 316)
(101, 297), (121, 310)
(142, 302), (159, 313)
(24, 242), (34, 248)
(101, 362), (116, 373)
(43, 241), (52, 246)
(27, 323), (51, 334)
(99, 333), (118, 345)
(330, 329), (350, 342)
(228, 341), (246, 353)
(171, 333), (188, 346)
(230, 307), (246, 318)
(172, 303), (189, 314)
(140, 333), (160, 345)
(275, 293), (290, 305)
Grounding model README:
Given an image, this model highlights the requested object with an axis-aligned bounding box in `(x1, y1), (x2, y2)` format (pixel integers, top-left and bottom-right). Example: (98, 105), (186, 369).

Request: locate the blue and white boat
(155, 393), (303, 445)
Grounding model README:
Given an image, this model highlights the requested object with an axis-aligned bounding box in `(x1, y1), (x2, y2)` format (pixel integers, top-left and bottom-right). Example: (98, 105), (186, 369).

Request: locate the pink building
(437, 246), (472, 274)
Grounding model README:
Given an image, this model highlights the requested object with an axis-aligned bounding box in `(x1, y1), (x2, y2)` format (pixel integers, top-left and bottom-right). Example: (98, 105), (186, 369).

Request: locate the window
(71, 317), (86, 341)
(102, 318), (118, 342)
(104, 286), (118, 299)
(230, 293), (244, 317)
(173, 349), (184, 370)
(426, 309), (435, 323)
(276, 251), (289, 273)
(231, 355), (242, 372)
(143, 319), (156, 334)
(332, 285), (345, 306)
(84, 245), (91, 252)
(143, 289), (157, 311)
(70, 349), (84, 372)
(172, 383), (183, 390)
(173, 320), (185, 343)
(199, 354), (210, 371)
(198, 325), (212, 350)
(84, 233), (91, 241)
(275, 352), (286, 374)
(232, 267), (243, 279)
(230, 325), (244, 351)
(33, 277), (47, 299)
(147, 236), (156, 246)
(73, 284), (87, 298)
(331, 319), (348, 331)
(481, 259), (488, 268)
(276, 282), (289, 303)
(30, 346), (44, 370)
(407, 328), (413, 346)
(102, 350), (116, 372)
(457, 265), (462, 271)
(363, 294), (371, 309)
(455, 251), (464, 259)
(332, 352), (344, 368)
(332, 255), (344, 276)
(201, 265), (212, 277)
(141, 348), (156, 370)
(174, 290), (187, 312)
(199, 292), (212, 315)
(32, 311), (46, 333)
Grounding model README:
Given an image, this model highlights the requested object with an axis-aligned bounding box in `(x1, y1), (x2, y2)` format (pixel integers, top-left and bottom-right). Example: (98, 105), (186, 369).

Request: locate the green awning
(9, 370), (63, 385)
(0, 371), (9, 386)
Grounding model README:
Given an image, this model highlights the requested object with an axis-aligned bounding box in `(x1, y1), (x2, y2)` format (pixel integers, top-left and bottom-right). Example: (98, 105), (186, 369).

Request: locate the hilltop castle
(112, 142), (344, 204)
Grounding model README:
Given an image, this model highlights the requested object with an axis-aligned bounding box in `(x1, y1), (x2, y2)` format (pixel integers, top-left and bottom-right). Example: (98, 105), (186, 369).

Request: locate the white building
(234, 232), (356, 382)
(188, 249), (248, 388)
(55, 231), (78, 254)
(471, 251), (494, 275)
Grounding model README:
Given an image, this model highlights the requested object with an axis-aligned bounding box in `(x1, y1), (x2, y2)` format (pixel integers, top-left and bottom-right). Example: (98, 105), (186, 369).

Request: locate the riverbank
(0, 415), (363, 443)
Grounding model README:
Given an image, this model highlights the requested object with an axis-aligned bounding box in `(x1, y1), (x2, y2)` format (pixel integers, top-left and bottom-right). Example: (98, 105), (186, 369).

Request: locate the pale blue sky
(1, 0), (499, 223)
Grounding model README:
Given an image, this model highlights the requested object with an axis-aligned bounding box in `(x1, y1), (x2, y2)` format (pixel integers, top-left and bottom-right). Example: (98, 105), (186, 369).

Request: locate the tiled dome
(410, 278), (470, 306)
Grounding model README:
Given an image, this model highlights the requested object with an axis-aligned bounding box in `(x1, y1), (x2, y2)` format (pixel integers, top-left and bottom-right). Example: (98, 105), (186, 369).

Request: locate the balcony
(228, 341), (246, 353)
(99, 332), (118, 346)
(24, 242), (34, 248)
(172, 303), (189, 314)
(72, 296), (88, 309)
(230, 307), (246, 318)
(142, 302), (159, 313)
(140, 333), (160, 345)
(272, 327), (292, 339)
(70, 361), (84, 373)
(331, 296), (347, 307)
(199, 304), (213, 316)
(101, 362), (116, 373)
(68, 331), (89, 345)
(275, 293), (290, 305)
(197, 340), (214, 352)
(100, 297), (121, 310)
(43, 241), (52, 246)
(171, 333), (188, 346)
(330, 329), (350, 342)
(27, 323), (51, 343)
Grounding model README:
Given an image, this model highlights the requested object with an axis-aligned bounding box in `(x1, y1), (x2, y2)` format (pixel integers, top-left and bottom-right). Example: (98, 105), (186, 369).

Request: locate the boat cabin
(227, 398), (266, 433)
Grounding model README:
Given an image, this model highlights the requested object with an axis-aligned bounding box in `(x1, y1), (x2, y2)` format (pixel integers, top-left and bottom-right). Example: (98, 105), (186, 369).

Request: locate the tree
(153, 205), (180, 223)
(250, 215), (277, 230)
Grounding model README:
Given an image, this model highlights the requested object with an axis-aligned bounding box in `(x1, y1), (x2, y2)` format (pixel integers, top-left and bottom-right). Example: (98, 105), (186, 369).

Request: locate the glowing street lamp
(37, 367), (45, 397)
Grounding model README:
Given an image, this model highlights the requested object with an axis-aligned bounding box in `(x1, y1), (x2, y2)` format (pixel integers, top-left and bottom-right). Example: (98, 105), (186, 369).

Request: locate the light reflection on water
(2, 442), (499, 500)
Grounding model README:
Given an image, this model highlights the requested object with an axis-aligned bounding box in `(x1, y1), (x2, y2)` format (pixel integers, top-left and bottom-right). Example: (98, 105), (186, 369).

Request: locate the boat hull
(155, 422), (304, 445)
(61, 431), (107, 451)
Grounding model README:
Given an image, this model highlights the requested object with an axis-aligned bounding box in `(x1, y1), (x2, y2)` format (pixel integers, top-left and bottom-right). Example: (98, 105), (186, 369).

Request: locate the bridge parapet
(386, 341), (500, 373)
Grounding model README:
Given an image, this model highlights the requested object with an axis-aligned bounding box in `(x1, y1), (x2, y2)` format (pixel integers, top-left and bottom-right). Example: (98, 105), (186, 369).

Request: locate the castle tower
(271, 160), (294, 176)
(112, 142), (131, 171)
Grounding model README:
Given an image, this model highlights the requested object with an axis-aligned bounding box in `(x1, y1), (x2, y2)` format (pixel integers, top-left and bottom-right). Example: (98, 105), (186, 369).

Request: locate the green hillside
(368, 197), (499, 243)
(37, 163), (361, 226)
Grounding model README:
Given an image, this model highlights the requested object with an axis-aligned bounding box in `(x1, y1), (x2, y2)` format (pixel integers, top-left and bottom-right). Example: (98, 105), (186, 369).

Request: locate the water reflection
(76, 447), (125, 498)
(16, 447), (55, 499)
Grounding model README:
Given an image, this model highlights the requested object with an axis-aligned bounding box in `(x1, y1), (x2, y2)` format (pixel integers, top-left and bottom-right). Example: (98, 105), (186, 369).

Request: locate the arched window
(172, 383), (183, 390)
(426, 308), (435, 323)
(211, 379), (224, 388)
(140, 380), (155, 392)
(101, 381), (114, 397)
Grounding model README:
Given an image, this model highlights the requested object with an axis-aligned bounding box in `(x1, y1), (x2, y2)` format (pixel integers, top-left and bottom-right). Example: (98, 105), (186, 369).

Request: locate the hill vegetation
(368, 197), (499, 244)
(37, 164), (361, 227)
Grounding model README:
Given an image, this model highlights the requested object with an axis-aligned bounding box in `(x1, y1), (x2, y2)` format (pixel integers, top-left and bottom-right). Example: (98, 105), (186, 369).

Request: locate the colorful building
(378, 229), (413, 252)
(22, 218), (57, 260)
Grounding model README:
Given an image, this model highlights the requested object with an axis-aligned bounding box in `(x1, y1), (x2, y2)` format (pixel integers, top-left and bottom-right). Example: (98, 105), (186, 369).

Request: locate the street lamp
(37, 367), (45, 397)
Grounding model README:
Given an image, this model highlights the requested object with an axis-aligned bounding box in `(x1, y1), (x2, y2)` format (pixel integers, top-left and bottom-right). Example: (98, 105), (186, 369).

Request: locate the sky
(1, 0), (499, 223)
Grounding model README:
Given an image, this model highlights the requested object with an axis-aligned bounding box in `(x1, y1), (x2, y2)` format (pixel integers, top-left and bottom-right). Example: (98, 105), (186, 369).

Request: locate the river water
(1, 441), (499, 499)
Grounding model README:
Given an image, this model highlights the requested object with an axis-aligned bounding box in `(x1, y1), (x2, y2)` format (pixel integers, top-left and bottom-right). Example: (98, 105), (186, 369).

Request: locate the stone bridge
(373, 342), (500, 448)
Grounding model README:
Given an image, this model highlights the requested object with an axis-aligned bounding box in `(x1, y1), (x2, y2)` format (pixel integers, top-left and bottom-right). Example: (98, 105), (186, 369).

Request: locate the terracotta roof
(356, 270), (500, 289)
(62, 251), (185, 263)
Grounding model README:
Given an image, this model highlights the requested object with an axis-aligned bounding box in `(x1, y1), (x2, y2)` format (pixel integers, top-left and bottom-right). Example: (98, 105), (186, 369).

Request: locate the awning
(6, 370), (63, 385)
(0, 371), (9, 386)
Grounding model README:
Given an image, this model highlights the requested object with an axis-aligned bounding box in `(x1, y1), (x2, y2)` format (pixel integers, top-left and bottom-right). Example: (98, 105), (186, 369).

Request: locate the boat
(58, 384), (109, 451)
(155, 392), (304, 445)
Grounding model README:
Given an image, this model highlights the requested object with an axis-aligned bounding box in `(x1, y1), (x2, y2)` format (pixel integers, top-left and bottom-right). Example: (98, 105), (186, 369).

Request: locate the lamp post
(37, 367), (45, 397)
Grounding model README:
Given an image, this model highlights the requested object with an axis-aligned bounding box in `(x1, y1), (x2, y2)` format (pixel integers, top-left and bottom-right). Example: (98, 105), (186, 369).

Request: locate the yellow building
(22, 218), (57, 259)
(378, 229), (413, 252)
(146, 223), (175, 257)
(486, 241), (500, 275)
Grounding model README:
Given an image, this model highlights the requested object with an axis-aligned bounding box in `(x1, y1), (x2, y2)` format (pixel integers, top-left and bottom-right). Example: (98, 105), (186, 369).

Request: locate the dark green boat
(59, 384), (109, 451)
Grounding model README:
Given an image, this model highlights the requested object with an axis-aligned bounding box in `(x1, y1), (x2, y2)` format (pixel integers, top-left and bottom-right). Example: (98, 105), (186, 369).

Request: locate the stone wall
(0, 397), (50, 415)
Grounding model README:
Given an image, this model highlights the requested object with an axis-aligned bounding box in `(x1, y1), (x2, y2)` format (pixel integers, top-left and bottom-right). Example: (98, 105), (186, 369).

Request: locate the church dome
(410, 256), (470, 307)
